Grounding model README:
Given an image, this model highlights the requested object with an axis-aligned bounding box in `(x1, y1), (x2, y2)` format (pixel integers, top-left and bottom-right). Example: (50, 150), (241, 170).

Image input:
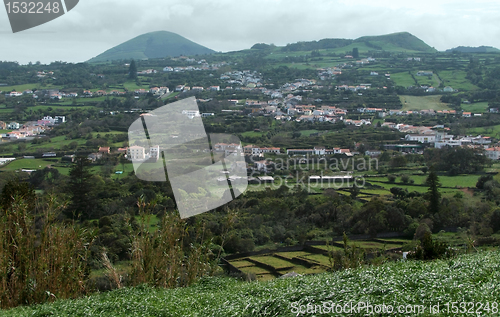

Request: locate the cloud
(0, 0), (499, 63)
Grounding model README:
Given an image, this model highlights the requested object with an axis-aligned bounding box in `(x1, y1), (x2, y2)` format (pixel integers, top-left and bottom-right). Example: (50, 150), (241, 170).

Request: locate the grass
(468, 124), (500, 138)
(0, 83), (61, 92)
(390, 72), (417, 87)
(409, 174), (479, 188)
(249, 256), (294, 270)
(5, 251), (500, 316)
(300, 253), (332, 266)
(354, 241), (403, 250)
(239, 266), (271, 275)
(299, 129), (320, 137)
(0, 158), (52, 171)
(122, 81), (150, 91)
(275, 251), (311, 260)
(438, 70), (479, 91)
(230, 260), (254, 268)
(400, 95), (451, 111)
(310, 245), (344, 252)
(240, 131), (263, 138)
(461, 102), (489, 113)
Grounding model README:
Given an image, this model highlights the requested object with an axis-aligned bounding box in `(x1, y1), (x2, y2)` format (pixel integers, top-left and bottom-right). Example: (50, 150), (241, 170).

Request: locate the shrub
(409, 232), (455, 260)
(400, 174), (411, 184)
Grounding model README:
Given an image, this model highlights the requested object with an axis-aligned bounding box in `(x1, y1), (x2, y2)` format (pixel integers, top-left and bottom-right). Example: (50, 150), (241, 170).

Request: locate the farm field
(400, 95), (451, 111)
(468, 124), (500, 137)
(0, 158), (53, 171)
(390, 72), (416, 87)
(0, 83), (61, 92)
(364, 179), (462, 196)
(438, 70), (480, 91)
(366, 174), (479, 188)
(229, 239), (410, 281)
(299, 129), (320, 136)
(461, 101), (489, 113)
(414, 74), (440, 87)
(5, 251), (499, 317)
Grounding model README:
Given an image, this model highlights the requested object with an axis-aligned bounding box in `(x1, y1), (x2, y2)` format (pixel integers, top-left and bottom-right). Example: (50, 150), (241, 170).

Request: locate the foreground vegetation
(4, 251), (500, 316)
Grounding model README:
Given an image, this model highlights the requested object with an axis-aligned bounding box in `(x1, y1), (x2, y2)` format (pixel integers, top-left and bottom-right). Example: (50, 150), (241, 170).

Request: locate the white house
(6, 91), (22, 97)
(485, 147), (500, 160)
(149, 145), (160, 161)
(7, 122), (20, 129)
(127, 146), (146, 161)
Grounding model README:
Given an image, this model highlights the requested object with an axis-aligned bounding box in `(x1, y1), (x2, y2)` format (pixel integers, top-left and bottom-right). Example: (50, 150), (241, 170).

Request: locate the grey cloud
(0, 0), (499, 63)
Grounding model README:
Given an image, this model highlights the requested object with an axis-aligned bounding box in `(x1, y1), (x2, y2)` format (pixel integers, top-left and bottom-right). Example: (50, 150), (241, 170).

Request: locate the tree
(387, 174), (396, 183)
(400, 174), (411, 184)
(425, 168), (441, 214)
(476, 174), (494, 190)
(352, 47), (359, 58)
(67, 157), (94, 219)
(390, 155), (407, 168)
(128, 60), (137, 80)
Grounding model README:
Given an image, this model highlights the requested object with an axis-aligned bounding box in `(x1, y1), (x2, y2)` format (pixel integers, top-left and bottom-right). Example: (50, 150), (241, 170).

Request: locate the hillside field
(4, 251), (499, 317)
(400, 95), (451, 111)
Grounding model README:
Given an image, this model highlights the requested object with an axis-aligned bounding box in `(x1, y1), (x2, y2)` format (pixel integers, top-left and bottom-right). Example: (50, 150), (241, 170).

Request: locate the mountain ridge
(253, 32), (437, 53)
(445, 46), (500, 53)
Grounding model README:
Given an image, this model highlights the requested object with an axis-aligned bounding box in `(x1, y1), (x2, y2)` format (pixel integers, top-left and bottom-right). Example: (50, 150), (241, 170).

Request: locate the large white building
(405, 134), (436, 143)
(434, 132), (492, 149)
(127, 146), (146, 161)
(243, 145), (281, 155)
(127, 145), (161, 161)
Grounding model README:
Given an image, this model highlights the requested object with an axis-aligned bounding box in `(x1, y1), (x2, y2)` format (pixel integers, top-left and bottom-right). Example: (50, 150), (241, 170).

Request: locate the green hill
(354, 32), (437, 53)
(275, 32), (436, 53)
(445, 46), (500, 53)
(87, 31), (215, 63)
(4, 251), (500, 316)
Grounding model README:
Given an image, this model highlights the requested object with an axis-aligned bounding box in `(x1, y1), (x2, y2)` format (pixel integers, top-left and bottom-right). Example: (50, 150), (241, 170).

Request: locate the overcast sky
(1, 0), (499, 64)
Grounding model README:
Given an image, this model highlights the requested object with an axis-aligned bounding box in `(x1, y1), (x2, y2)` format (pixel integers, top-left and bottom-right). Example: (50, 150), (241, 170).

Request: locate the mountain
(270, 32), (436, 53)
(88, 31), (215, 63)
(445, 46), (500, 53)
(354, 32), (437, 53)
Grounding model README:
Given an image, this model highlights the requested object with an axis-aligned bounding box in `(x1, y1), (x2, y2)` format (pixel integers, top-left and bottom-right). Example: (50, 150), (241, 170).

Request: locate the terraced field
(229, 239), (410, 281)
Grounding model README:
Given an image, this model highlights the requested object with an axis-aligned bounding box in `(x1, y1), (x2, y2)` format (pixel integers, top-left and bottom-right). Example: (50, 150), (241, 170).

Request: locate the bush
(409, 232), (455, 260)
(387, 174), (396, 183)
(400, 174), (411, 184)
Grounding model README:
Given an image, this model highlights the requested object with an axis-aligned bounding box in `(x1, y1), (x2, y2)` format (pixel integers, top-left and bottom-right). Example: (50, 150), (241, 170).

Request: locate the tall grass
(129, 197), (217, 288)
(0, 197), (91, 309)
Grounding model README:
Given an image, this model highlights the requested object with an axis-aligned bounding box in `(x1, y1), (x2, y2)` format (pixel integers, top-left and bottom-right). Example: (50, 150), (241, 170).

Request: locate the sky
(0, 0), (499, 64)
